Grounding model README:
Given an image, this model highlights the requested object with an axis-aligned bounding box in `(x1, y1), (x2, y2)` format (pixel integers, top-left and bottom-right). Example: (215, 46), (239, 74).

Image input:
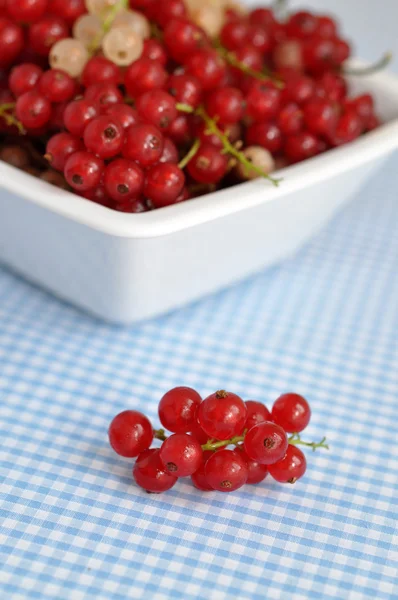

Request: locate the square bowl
(1, 65), (398, 324)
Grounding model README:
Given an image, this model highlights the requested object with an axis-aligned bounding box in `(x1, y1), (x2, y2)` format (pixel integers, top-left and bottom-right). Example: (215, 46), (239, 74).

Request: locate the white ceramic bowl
(1, 65), (398, 323)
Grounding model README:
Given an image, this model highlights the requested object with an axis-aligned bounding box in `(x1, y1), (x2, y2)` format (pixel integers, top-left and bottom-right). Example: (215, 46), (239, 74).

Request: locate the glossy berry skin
(63, 99), (98, 137)
(315, 72), (347, 103)
(0, 20), (24, 68)
(190, 421), (209, 445)
(167, 114), (191, 145)
(122, 123), (164, 167)
(83, 116), (124, 159)
(284, 131), (319, 163)
(104, 104), (140, 130)
(303, 99), (338, 136)
(125, 59), (168, 99)
(154, 0), (186, 28)
(286, 11), (319, 39)
(277, 103), (303, 136)
(245, 82), (280, 122)
(187, 144), (228, 185)
(159, 433), (203, 477)
(159, 137), (179, 164)
(50, 0), (86, 26)
(197, 390), (247, 441)
(64, 151), (103, 192)
(244, 401), (272, 431)
(28, 16), (69, 57)
(303, 37), (336, 73)
(244, 422), (288, 465)
(158, 386), (202, 433)
(271, 393), (311, 433)
(220, 20), (249, 51)
(144, 163), (185, 208)
(191, 450), (214, 491)
(133, 449), (178, 493)
(167, 73), (202, 109)
(331, 110), (362, 146)
(45, 132), (83, 171)
(236, 446), (268, 485)
(9, 64), (43, 97)
(268, 445), (307, 483)
(282, 73), (315, 105)
(245, 122), (283, 154)
(317, 15), (337, 39)
(186, 50), (226, 92)
(6, 0), (48, 23)
(84, 83), (123, 111)
(104, 159), (144, 203)
(163, 18), (208, 63)
(142, 39), (167, 66)
(344, 94), (374, 129)
(16, 91), (52, 129)
(205, 449), (248, 492)
(136, 90), (177, 130)
(82, 57), (120, 88)
(39, 69), (76, 103)
(206, 87), (244, 125)
(108, 410), (153, 458)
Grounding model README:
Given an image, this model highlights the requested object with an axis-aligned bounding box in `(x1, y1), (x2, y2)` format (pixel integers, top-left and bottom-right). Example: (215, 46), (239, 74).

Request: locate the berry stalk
(0, 103), (25, 134)
(288, 433), (329, 451)
(178, 138), (200, 169)
(342, 52), (392, 76)
(215, 44), (284, 89)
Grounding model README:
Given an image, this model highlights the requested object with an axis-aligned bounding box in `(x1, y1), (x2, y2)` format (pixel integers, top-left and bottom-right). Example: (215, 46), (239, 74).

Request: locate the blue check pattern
(1, 156), (397, 600)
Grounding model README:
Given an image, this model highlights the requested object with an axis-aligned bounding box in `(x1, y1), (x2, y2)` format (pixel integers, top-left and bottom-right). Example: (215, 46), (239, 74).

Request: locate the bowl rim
(1, 63), (398, 239)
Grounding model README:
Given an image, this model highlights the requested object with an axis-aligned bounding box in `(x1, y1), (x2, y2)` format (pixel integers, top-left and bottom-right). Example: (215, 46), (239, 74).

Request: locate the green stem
(202, 434), (245, 452)
(154, 428), (167, 442)
(342, 52), (392, 76)
(215, 44), (284, 89)
(288, 433), (329, 452)
(0, 103), (25, 134)
(178, 138), (200, 169)
(88, 0), (128, 54)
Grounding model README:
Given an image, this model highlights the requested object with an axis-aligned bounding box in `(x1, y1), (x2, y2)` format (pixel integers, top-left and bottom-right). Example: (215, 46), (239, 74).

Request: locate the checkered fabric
(1, 156), (397, 600)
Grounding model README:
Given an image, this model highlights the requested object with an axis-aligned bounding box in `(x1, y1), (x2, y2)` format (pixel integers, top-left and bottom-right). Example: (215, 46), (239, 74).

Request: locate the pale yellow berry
(191, 5), (224, 38)
(102, 25), (143, 66)
(73, 14), (103, 48)
(85, 0), (118, 18)
(273, 40), (303, 71)
(112, 10), (150, 39)
(49, 38), (89, 78)
(236, 146), (275, 180)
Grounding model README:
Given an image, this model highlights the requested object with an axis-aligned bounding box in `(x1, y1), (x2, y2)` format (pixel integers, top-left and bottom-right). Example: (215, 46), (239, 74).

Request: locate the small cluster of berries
(108, 387), (328, 494)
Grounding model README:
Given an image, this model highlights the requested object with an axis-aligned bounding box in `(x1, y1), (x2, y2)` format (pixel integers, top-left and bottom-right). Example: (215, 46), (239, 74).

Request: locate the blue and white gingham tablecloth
(1, 154), (397, 599)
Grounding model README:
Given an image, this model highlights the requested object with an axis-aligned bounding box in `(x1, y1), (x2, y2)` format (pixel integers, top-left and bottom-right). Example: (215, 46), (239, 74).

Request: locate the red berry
(282, 73), (315, 105)
(245, 122), (283, 154)
(167, 113), (191, 145)
(167, 73), (202, 109)
(145, 163), (185, 208)
(331, 109), (362, 146)
(16, 90), (52, 129)
(268, 445), (307, 483)
(39, 69), (76, 103)
(163, 18), (208, 63)
(125, 58), (167, 99)
(159, 137), (179, 164)
(271, 393), (311, 433)
(142, 39), (167, 66)
(114, 197), (148, 213)
(50, 0), (86, 26)
(187, 143), (228, 184)
(236, 446), (268, 485)
(104, 158), (144, 203)
(133, 449), (178, 493)
(64, 151), (103, 192)
(220, 20), (249, 51)
(84, 83), (123, 111)
(197, 390), (247, 441)
(63, 99), (98, 137)
(83, 185), (111, 208)
(9, 63), (43, 97)
(108, 410), (153, 458)
(344, 94), (374, 129)
(286, 11), (319, 39)
(277, 102), (303, 136)
(303, 98), (339, 136)
(244, 401), (272, 431)
(245, 82), (280, 122)
(49, 100), (68, 130)
(104, 104), (140, 130)
(186, 49), (226, 92)
(136, 90), (177, 130)
(248, 8), (275, 29)
(244, 422), (288, 465)
(28, 16), (69, 56)
(84, 116), (124, 159)
(248, 24), (272, 54)
(317, 15), (338, 39)
(233, 45), (263, 75)
(284, 131), (319, 163)
(303, 36), (336, 73)
(205, 449), (248, 492)
(82, 57), (120, 88)
(315, 72), (347, 102)
(122, 123), (164, 167)
(45, 132), (83, 171)
(159, 433), (203, 477)
(154, 0), (186, 28)
(158, 387), (202, 433)
(206, 87), (244, 125)
(191, 450), (214, 491)
(6, 0), (48, 23)
(334, 39), (351, 65)
(0, 20), (24, 68)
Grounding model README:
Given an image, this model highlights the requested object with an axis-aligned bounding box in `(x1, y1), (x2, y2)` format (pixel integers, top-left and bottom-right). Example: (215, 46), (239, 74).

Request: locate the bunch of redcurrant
(108, 387), (328, 494)
(0, 0), (386, 211)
